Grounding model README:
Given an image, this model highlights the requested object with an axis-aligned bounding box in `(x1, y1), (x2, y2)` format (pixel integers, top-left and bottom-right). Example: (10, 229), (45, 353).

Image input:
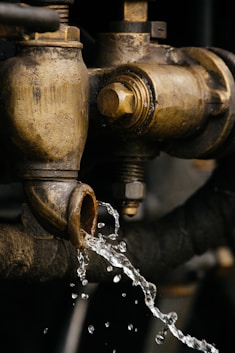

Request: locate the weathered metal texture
(0, 24), (99, 243)
(93, 44), (235, 215)
(0, 223), (78, 282)
(0, 44), (88, 177)
(123, 1), (148, 22)
(96, 32), (150, 67)
(97, 46), (235, 159)
(22, 180), (98, 243)
(23, 180), (77, 236)
(68, 183), (98, 248)
(0, 156), (234, 283)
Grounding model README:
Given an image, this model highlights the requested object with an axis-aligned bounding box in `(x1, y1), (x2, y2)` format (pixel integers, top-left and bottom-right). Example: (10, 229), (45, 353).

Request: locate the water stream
(77, 202), (219, 353)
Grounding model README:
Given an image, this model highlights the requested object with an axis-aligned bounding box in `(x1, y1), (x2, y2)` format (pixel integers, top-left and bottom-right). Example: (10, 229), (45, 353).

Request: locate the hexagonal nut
(34, 25), (80, 42)
(112, 181), (146, 200)
(97, 82), (134, 120)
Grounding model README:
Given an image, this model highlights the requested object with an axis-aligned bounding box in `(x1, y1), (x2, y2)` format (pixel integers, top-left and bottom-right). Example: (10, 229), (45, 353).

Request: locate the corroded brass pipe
(97, 47), (235, 159)
(95, 46), (235, 216)
(0, 157), (233, 283)
(0, 21), (98, 242)
(23, 180), (98, 245)
(0, 43), (87, 176)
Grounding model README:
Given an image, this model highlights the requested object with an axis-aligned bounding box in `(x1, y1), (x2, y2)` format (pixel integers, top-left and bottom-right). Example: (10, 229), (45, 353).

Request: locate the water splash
(75, 201), (218, 353)
(98, 201), (120, 238)
(84, 232), (218, 353)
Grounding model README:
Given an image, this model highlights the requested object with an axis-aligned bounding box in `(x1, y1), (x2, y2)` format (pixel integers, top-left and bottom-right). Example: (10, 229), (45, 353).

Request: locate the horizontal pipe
(0, 223), (78, 282)
(86, 158), (234, 283)
(0, 157), (234, 284)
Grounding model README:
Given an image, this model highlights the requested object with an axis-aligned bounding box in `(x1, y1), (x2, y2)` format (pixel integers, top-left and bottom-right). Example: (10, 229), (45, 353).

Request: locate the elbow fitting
(24, 180), (98, 248)
(0, 27), (98, 246)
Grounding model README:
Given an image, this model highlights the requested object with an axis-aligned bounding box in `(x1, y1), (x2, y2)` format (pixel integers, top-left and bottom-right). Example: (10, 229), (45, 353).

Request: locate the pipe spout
(0, 156), (233, 283)
(23, 180), (98, 247)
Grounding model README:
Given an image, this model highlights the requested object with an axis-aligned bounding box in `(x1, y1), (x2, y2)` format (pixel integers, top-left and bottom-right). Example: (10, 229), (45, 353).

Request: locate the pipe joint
(24, 180), (98, 247)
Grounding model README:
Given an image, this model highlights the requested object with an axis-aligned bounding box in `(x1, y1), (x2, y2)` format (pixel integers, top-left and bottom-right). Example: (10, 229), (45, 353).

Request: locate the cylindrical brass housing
(0, 43), (88, 178)
(0, 33), (98, 244)
(96, 32), (150, 67)
(97, 47), (235, 158)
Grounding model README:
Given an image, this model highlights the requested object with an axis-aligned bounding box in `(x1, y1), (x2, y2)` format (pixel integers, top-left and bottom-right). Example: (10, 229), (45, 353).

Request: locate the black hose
(0, 2), (60, 32)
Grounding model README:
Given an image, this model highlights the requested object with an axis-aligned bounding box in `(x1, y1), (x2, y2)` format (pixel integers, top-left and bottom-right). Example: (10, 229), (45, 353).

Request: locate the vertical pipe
(195, 0), (213, 46)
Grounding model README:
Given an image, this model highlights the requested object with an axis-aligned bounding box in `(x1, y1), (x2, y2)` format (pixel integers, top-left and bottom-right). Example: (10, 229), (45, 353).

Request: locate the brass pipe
(0, 19), (98, 243)
(94, 45), (235, 216)
(97, 47), (235, 158)
(23, 180), (98, 244)
(0, 157), (233, 283)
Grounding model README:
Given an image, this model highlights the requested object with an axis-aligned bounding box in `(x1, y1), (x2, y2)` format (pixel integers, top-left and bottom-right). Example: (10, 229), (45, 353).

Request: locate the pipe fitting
(0, 22), (98, 245)
(0, 43), (88, 175)
(68, 183), (98, 248)
(23, 180), (98, 244)
(97, 47), (235, 159)
(94, 46), (235, 216)
(97, 82), (135, 120)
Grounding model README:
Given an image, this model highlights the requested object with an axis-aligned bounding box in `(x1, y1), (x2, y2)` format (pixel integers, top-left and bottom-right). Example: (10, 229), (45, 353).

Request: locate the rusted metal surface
(0, 159), (233, 283)
(1, 0), (235, 284)
(0, 223), (78, 282)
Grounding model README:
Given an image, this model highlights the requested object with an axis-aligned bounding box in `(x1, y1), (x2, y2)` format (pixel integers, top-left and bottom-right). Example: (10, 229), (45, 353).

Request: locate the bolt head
(112, 181), (146, 200)
(97, 82), (134, 120)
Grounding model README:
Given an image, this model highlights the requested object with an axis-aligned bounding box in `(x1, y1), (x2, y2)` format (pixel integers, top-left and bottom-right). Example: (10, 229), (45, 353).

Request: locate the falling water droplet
(82, 279), (88, 286)
(88, 325), (95, 334)
(128, 323), (134, 331)
(107, 265), (113, 272)
(43, 327), (49, 335)
(155, 333), (165, 344)
(72, 293), (78, 300)
(81, 292), (89, 300)
(113, 274), (122, 283)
